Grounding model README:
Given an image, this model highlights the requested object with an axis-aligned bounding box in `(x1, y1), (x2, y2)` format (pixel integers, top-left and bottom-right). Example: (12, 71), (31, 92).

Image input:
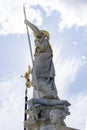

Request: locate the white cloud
(0, 0), (43, 35)
(65, 94), (87, 130)
(0, 0), (87, 35)
(80, 56), (87, 67)
(73, 41), (78, 45)
(57, 0), (87, 30)
(53, 45), (84, 98)
(86, 118), (87, 130)
(0, 74), (33, 130)
(55, 58), (80, 97)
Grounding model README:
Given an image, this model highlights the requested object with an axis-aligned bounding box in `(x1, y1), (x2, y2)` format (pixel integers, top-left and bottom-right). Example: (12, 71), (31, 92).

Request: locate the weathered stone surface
(56, 125), (79, 130)
(40, 125), (55, 130)
(24, 98), (71, 130)
(24, 20), (79, 130)
(27, 98), (71, 106)
(24, 123), (79, 130)
(40, 125), (79, 130)
(26, 98), (70, 124)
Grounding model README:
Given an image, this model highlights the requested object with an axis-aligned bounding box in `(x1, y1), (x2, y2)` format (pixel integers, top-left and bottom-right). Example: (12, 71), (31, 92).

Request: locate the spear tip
(23, 4), (25, 13)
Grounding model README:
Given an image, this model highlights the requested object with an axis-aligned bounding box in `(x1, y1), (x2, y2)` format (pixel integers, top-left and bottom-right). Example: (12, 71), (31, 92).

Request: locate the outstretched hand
(24, 19), (42, 37)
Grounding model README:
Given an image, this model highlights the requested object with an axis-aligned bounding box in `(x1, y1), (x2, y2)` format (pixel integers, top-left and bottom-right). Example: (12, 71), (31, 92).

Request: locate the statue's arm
(24, 20), (42, 37)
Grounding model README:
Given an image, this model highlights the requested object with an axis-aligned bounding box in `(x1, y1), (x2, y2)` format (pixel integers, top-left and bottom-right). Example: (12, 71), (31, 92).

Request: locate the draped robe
(24, 20), (58, 99)
(32, 36), (58, 98)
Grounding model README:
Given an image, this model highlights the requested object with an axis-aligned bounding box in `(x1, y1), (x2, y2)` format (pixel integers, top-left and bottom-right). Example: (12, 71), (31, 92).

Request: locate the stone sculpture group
(23, 20), (78, 130)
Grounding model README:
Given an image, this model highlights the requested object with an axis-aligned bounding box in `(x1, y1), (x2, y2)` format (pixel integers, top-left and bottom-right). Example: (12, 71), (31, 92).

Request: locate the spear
(24, 88), (27, 130)
(23, 5), (40, 97)
(23, 5), (40, 129)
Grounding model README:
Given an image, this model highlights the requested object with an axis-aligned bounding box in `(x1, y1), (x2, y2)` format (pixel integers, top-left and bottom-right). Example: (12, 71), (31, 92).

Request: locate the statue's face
(34, 36), (44, 45)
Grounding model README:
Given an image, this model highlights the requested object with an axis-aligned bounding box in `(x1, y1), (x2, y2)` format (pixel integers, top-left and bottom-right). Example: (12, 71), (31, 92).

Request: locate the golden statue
(21, 65), (32, 88)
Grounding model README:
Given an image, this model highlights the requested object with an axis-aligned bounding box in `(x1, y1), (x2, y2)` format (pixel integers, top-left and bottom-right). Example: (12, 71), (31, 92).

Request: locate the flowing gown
(32, 36), (58, 99)
(25, 20), (58, 99)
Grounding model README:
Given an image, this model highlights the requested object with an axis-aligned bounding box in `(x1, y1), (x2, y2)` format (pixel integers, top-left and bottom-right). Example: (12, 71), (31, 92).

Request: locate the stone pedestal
(24, 98), (78, 130)
(40, 125), (78, 130)
(56, 126), (78, 130)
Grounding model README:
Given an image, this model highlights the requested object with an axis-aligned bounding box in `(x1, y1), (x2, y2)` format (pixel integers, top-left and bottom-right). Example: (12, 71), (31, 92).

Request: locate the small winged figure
(21, 65), (32, 88)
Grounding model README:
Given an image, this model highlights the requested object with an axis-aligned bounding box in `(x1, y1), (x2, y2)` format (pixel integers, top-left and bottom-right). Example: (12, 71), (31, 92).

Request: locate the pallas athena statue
(24, 19), (58, 100)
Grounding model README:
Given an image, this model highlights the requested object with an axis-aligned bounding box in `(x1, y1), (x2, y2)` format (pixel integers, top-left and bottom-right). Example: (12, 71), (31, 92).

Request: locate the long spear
(24, 88), (27, 130)
(23, 5), (40, 129)
(23, 5), (40, 97)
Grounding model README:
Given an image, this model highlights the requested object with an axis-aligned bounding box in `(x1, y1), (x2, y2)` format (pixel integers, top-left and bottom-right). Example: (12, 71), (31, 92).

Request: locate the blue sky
(0, 0), (87, 130)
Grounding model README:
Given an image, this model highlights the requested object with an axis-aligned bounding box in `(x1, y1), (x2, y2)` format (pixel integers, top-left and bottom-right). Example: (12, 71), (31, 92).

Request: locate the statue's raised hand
(24, 20), (42, 38)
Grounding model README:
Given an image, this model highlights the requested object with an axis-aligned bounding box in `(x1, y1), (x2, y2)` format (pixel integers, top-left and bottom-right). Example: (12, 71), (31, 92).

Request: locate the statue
(21, 65), (32, 87)
(24, 19), (58, 99)
(23, 15), (78, 130)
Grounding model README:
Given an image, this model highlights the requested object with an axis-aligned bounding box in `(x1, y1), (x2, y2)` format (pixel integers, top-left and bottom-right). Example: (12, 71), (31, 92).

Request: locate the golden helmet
(33, 30), (50, 39)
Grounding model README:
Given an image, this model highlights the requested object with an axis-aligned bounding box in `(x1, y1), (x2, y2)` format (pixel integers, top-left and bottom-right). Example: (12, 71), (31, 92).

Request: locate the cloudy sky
(0, 0), (87, 130)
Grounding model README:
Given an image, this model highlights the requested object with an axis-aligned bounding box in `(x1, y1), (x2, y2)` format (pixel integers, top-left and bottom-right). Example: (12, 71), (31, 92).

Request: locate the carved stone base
(24, 124), (78, 130)
(56, 125), (79, 130)
(24, 98), (78, 130)
(40, 125), (79, 130)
